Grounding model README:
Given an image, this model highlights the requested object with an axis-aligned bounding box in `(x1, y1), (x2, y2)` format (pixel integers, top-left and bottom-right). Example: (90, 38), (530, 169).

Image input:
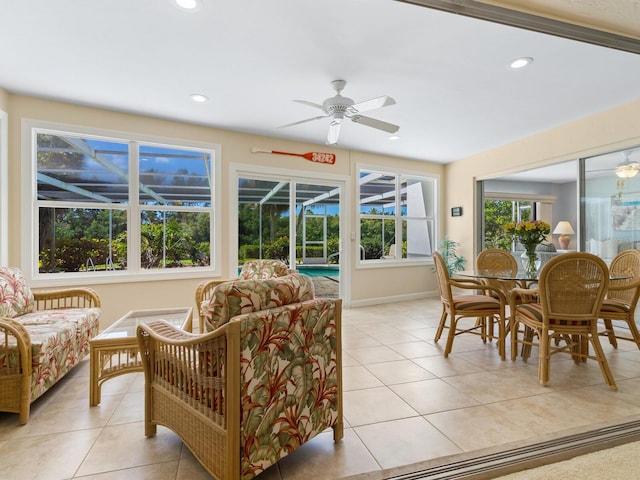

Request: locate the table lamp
(553, 221), (575, 250)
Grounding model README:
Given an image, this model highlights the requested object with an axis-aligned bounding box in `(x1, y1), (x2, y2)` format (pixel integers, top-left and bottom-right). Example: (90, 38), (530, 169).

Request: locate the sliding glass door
(583, 146), (640, 261)
(237, 174), (341, 298)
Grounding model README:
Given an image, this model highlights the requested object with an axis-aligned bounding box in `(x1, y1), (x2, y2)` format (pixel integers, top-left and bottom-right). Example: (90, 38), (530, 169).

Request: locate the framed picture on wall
(611, 195), (640, 230)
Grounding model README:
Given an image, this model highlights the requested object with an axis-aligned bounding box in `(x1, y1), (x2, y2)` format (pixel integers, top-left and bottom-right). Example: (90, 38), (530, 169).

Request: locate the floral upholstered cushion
(237, 299), (340, 477)
(1, 308), (101, 402)
(0, 267), (35, 318)
(204, 273), (315, 331)
(19, 307), (101, 358)
(238, 259), (290, 280)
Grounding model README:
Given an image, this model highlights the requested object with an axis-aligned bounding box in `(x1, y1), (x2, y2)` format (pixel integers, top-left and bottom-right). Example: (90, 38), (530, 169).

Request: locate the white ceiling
(1, 0), (640, 168)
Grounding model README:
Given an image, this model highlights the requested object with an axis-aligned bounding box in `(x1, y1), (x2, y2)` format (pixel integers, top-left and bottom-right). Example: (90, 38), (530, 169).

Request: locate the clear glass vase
(521, 246), (541, 276)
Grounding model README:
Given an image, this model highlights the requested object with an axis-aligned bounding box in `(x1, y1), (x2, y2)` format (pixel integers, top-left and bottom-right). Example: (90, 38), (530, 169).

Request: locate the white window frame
(21, 119), (221, 286)
(356, 163), (438, 268)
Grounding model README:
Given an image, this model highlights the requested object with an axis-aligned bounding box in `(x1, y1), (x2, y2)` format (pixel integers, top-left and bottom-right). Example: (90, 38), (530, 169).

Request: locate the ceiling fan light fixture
(615, 151), (640, 178)
(616, 163), (640, 178)
(509, 57), (533, 69)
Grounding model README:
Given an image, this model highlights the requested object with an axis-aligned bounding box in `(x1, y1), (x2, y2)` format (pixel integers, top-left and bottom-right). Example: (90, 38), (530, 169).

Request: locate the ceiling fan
(278, 80), (399, 145)
(615, 150), (640, 179)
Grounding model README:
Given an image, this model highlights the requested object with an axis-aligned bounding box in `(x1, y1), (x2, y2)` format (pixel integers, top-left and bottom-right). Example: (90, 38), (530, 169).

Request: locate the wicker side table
(89, 307), (192, 406)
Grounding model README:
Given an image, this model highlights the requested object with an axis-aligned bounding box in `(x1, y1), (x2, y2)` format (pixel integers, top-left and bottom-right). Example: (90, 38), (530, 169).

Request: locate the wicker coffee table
(89, 307), (192, 406)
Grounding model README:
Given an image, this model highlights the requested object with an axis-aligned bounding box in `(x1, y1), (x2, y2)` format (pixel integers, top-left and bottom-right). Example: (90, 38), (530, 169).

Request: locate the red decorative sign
(251, 147), (336, 165)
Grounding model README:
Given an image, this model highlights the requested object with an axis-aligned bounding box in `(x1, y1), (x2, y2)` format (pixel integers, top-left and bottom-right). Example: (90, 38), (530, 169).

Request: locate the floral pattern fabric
(204, 273), (315, 331)
(239, 259), (290, 280)
(0, 267), (35, 318)
(1, 308), (100, 402)
(237, 299), (340, 478)
(0, 267), (101, 417)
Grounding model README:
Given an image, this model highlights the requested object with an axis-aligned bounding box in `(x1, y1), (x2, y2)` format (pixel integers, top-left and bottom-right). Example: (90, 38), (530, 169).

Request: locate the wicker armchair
(195, 259), (293, 332)
(599, 249), (640, 349)
(138, 273), (343, 479)
(510, 252), (615, 389)
(433, 252), (508, 359)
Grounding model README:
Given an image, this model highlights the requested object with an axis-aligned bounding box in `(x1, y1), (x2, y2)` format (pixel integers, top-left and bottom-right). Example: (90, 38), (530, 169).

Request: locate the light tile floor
(2, 297), (640, 479)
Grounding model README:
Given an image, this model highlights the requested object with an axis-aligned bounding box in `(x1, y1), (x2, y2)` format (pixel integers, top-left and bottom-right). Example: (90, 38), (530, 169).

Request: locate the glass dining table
(453, 267), (630, 359)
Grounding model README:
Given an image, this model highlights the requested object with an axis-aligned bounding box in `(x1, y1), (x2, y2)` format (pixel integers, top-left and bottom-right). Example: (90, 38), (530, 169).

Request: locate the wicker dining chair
(433, 251), (508, 359)
(510, 252), (616, 389)
(599, 249), (640, 350)
(475, 249), (521, 337)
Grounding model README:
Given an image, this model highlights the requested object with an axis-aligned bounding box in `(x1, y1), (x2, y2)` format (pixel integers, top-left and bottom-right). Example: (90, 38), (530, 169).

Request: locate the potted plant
(437, 236), (465, 276)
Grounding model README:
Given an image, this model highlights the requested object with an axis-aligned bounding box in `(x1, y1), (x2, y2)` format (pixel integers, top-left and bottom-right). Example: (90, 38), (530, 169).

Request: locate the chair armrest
(137, 319), (203, 342)
(512, 286), (539, 298)
(450, 279), (507, 303)
(449, 278), (482, 288)
(0, 317), (32, 391)
(607, 279), (640, 292)
(32, 287), (101, 309)
(136, 319), (238, 429)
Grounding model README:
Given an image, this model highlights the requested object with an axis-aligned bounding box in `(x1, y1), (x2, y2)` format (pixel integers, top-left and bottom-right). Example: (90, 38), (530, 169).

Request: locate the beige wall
(445, 98), (640, 265)
(5, 94), (442, 327)
(0, 88), (8, 111)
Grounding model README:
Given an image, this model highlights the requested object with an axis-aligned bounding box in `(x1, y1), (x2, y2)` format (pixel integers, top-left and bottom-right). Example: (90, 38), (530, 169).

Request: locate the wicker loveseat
(137, 272), (343, 479)
(0, 267), (101, 424)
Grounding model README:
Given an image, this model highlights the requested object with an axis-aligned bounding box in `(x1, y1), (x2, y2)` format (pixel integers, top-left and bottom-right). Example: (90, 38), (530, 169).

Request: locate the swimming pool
(237, 264), (339, 277)
(294, 265), (339, 277)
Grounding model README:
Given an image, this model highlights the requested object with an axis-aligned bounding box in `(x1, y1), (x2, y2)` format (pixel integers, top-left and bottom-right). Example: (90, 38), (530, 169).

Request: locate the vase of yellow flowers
(503, 220), (551, 275)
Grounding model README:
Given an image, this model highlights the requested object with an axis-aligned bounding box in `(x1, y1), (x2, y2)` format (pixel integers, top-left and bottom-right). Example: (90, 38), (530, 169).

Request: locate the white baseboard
(349, 290), (439, 308)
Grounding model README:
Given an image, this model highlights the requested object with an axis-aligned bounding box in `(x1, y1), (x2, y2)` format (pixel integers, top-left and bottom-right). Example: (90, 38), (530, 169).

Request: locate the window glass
(34, 129), (216, 275)
(583, 146), (640, 259)
(139, 145), (211, 207)
(359, 168), (436, 262)
(37, 135), (129, 203)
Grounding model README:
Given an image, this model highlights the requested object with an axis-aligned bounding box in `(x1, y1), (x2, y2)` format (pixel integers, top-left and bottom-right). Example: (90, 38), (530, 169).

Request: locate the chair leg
(434, 309), (447, 342)
(538, 329), (550, 386)
(522, 327), (534, 361)
(497, 314), (506, 361)
(333, 421), (344, 441)
(602, 318), (618, 348)
(589, 328), (618, 390)
(444, 317), (457, 358)
(625, 315), (640, 350)
(510, 318), (519, 361)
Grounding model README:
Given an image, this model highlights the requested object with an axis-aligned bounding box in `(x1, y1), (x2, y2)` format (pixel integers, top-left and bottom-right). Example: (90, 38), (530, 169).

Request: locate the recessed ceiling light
(190, 93), (208, 103)
(175, 0), (201, 11)
(389, 135), (400, 141)
(509, 57), (533, 69)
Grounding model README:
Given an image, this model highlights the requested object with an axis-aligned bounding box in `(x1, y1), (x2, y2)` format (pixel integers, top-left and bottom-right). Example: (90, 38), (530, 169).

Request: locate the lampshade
(553, 221), (575, 235)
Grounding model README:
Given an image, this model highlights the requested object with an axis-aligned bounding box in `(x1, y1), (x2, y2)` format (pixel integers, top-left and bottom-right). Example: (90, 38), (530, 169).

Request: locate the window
(483, 198), (535, 250)
(358, 168), (436, 262)
(29, 125), (217, 279)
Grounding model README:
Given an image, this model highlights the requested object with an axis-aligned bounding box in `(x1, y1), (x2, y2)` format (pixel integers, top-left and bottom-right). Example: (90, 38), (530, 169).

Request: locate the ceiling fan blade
(277, 115), (327, 129)
(350, 95), (395, 113)
(293, 99), (325, 110)
(351, 115), (399, 133)
(327, 119), (342, 145)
